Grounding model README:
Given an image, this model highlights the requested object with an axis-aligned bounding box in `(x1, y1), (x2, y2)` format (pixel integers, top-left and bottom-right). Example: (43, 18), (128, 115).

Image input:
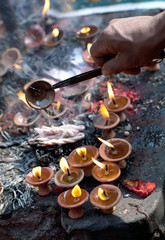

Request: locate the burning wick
(98, 187), (109, 201)
(29, 86), (40, 93)
(67, 168), (73, 181)
(112, 99), (118, 108)
(105, 165), (109, 176)
(98, 137), (118, 155)
(103, 190), (109, 200)
(107, 82), (118, 108)
(60, 157), (73, 182)
(72, 184), (82, 203)
(32, 166), (43, 182)
(76, 147), (87, 161)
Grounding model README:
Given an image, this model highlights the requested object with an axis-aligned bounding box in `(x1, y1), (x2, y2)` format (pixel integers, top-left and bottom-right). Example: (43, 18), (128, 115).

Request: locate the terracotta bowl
(82, 49), (95, 65)
(90, 184), (122, 214)
(1, 48), (21, 69)
(24, 24), (45, 48)
(75, 25), (100, 44)
(54, 167), (84, 188)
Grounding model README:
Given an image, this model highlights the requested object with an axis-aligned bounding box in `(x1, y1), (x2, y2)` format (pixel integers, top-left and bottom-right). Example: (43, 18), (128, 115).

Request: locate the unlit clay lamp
(68, 146), (99, 177)
(54, 157), (84, 188)
(58, 184), (89, 219)
(44, 27), (64, 47)
(1, 48), (21, 69)
(25, 166), (54, 196)
(75, 25), (100, 44)
(98, 137), (132, 169)
(93, 103), (120, 139)
(44, 101), (67, 119)
(92, 158), (121, 183)
(24, 24), (46, 48)
(82, 43), (95, 65)
(104, 82), (130, 122)
(90, 184), (122, 214)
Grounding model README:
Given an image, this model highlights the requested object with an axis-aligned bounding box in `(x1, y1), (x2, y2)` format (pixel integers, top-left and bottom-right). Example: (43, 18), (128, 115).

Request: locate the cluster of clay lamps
(93, 103), (120, 139)
(68, 145), (99, 177)
(104, 82), (130, 122)
(54, 157), (84, 188)
(26, 166), (54, 196)
(0, 47), (21, 76)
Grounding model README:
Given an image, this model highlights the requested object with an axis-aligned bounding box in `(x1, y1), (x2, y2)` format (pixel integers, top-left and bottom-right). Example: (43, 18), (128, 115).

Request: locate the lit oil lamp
(44, 27), (64, 47)
(90, 184), (122, 214)
(54, 157), (84, 188)
(25, 166), (54, 196)
(58, 184), (89, 219)
(98, 137), (132, 169)
(75, 25), (100, 44)
(104, 82), (130, 122)
(91, 158), (121, 183)
(68, 146), (99, 177)
(1, 48), (21, 69)
(82, 43), (95, 65)
(44, 101), (67, 119)
(93, 103), (120, 139)
(13, 91), (41, 127)
(24, 24), (46, 48)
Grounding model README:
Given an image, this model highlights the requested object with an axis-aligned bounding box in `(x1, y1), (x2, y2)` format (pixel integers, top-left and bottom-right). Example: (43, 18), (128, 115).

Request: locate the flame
(55, 101), (60, 112)
(76, 147), (87, 158)
(52, 28), (60, 38)
(80, 27), (90, 34)
(59, 157), (69, 173)
(98, 137), (114, 149)
(71, 184), (82, 198)
(92, 157), (105, 169)
(107, 82), (115, 100)
(98, 104), (109, 119)
(87, 43), (92, 55)
(32, 166), (42, 179)
(42, 0), (50, 17)
(14, 63), (22, 69)
(17, 91), (30, 108)
(98, 188), (108, 201)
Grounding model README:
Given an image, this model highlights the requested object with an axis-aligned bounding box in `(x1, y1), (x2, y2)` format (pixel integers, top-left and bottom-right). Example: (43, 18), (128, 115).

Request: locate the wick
(73, 197), (79, 203)
(112, 99), (118, 108)
(29, 86), (40, 93)
(103, 190), (109, 200)
(105, 165), (109, 176)
(111, 147), (118, 155)
(67, 168), (70, 176)
(82, 154), (87, 161)
(37, 175), (42, 181)
(105, 118), (110, 126)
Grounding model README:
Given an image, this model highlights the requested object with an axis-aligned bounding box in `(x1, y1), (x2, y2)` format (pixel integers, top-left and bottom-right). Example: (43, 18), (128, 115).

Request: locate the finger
(123, 67), (141, 75)
(101, 55), (125, 75)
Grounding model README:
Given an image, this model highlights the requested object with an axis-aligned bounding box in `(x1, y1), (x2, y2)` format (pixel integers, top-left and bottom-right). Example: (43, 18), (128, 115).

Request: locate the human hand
(91, 14), (165, 75)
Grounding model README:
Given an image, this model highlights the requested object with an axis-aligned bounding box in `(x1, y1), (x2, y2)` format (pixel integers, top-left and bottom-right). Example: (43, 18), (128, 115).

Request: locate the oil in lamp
(104, 82), (130, 122)
(25, 166), (54, 196)
(92, 158), (121, 183)
(93, 103), (120, 139)
(44, 27), (64, 47)
(90, 184), (122, 214)
(75, 25), (100, 44)
(82, 43), (95, 65)
(68, 146), (99, 177)
(58, 184), (89, 219)
(54, 157), (84, 188)
(44, 101), (67, 119)
(98, 137), (132, 169)
(1, 48), (21, 69)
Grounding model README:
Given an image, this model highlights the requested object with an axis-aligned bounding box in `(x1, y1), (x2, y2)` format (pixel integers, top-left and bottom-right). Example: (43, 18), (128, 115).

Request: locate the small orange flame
(107, 82), (115, 100)
(87, 43), (92, 55)
(14, 63), (22, 69)
(80, 27), (90, 34)
(59, 157), (69, 173)
(52, 28), (60, 38)
(42, 0), (50, 17)
(92, 157), (105, 169)
(71, 184), (82, 198)
(55, 101), (61, 112)
(17, 91), (30, 108)
(98, 104), (109, 119)
(76, 147), (87, 159)
(32, 166), (42, 180)
(98, 137), (114, 149)
(98, 188), (108, 201)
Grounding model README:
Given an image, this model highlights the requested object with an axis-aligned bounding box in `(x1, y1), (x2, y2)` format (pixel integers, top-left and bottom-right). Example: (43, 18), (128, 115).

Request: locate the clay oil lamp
(93, 103), (120, 139)
(104, 82), (130, 122)
(54, 157), (84, 188)
(91, 157), (121, 183)
(1, 48), (21, 69)
(13, 91), (40, 127)
(44, 27), (64, 47)
(90, 184), (122, 214)
(98, 137), (132, 169)
(58, 184), (89, 219)
(68, 146), (99, 177)
(24, 24), (46, 48)
(75, 25), (100, 44)
(25, 166), (54, 196)
(82, 43), (95, 65)
(44, 101), (67, 119)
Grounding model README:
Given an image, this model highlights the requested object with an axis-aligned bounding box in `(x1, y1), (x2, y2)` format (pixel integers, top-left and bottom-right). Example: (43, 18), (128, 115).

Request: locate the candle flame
(98, 104), (109, 119)
(17, 91), (30, 108)
(76, 147), (87, 158)
(52, 28), (60, 38)
(92, 157), (105, 169)
(80, 27), (90, 34)
(87, 43), (92, 55)
(98, 188), (108, 201)
(107, 82), (115, 100)
(98, 137), (114, 149)
(59, 157), (69, 173)
(14, 63), (22, 69)
(32, 166), (42, 179)
(71, 184), (82, 198)
(42, 0), (50, 17)
(55, 101), (61, 112)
